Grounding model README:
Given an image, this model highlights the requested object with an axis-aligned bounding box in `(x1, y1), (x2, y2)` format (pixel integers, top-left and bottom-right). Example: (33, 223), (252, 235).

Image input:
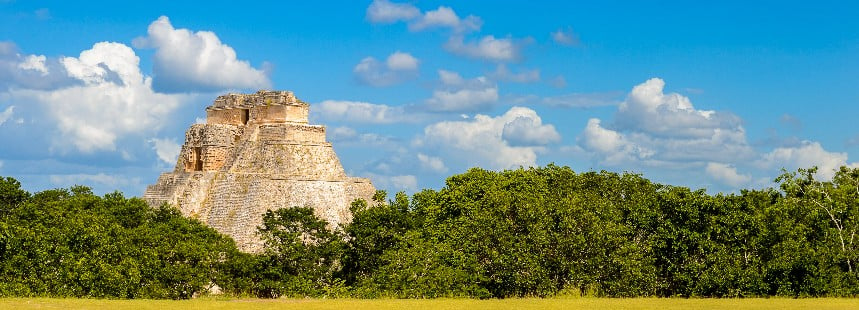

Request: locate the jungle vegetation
(2, 164), (859, 298)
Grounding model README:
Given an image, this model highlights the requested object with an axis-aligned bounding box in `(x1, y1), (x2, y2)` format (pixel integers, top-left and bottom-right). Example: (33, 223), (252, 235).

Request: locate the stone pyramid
(144, 90), (375, 252)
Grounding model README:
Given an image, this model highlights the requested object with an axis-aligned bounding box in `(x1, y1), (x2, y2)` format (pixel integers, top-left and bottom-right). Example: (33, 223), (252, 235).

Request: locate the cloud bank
(133, 16), (271, 93)
(353, 51), (419, 87)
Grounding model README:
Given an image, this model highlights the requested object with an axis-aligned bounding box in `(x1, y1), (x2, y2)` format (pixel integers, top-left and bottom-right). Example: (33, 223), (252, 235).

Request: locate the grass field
(2, 298), (859, 310)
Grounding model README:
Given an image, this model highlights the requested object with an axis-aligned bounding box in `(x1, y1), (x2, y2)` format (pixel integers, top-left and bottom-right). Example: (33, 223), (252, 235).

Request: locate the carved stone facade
(143, 90), (375, 252)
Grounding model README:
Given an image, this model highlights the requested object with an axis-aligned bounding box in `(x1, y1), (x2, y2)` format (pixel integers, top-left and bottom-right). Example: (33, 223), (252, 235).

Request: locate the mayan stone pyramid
(144, 90), (375, 252)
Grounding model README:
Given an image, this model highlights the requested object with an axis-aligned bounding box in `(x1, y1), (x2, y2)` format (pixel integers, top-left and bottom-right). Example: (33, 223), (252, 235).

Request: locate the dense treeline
(0, 178), (239, 298)
(344, 165), (859, 297)
(2, 165), (859, 298)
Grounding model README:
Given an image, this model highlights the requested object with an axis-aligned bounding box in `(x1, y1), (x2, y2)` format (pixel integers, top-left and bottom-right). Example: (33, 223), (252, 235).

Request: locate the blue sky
(1, 0), (858, 195)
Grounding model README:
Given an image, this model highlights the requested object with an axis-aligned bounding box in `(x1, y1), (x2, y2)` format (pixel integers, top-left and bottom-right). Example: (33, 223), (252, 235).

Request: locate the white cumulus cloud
(132, 16), (270, 93)
(366, 173), (418, 192)
(706, 162), (752, 187)
(417, 153), (447, 173)
(150, 137), (181, 165)
(366, 0), (421, 23)
(438, 69), (465, 85)
(425, 86), (497, 112)
(0, 106), (13, 125)
(386, 51), (419, 70)
(353, 51), (419, 87)
(552, 27), (580, 46)
(502, 114), (561, 146)
(616, 78), (742, 139)
(571, 77), (859, 192)
(11, 42), (184, 153)
(444, 35), (526, 62)
(577, 118), (653, 166)
(425, 70), (498, 112)
(759, 141), (859, 181)
(408, 6), (482, 33)
(315, 100), (412, 124)
(18, 54), (48, 75)
(366, 0), (481, 33)
(488, 64), (540, 83)
(328, 126), (396, 147)
(416, 106), (558, 170)
(577, 78), (754, 167)
(329, 126), (359, 141)
(0, 41), (75, 90)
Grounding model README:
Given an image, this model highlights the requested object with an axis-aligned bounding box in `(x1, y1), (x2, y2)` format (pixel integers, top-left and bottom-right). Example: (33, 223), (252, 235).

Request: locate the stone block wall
(202, 146), (230, 171)
(212, 90), (299, 108)
(207, 90), (309, 126)
(251, 105), (309, 124)
(257, 124), (326, 143)
(143, 90), (376, 253)
(207, 109), (247, 126)
(197, 176), (374, 252)
(227, 142), (348, 179)
(177, 124), (239, 172)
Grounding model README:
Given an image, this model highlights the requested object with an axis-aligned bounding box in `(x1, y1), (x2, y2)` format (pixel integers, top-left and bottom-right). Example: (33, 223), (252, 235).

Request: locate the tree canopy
(2, 165), (859, 298)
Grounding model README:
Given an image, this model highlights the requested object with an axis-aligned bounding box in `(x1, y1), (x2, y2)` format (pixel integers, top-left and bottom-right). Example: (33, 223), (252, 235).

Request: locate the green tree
(252, 207), (344, 298)
(772, 167), (859, 295)
(341, 191), (415, 287)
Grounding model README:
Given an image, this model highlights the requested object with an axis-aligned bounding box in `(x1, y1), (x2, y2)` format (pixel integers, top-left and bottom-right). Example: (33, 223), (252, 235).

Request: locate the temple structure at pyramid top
(206, 90), (308, 126)
(144, 90), (376, 252)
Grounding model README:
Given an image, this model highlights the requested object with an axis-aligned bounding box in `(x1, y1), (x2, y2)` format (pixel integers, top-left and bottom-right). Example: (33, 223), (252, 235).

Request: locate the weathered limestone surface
(144, 90), (375, 252)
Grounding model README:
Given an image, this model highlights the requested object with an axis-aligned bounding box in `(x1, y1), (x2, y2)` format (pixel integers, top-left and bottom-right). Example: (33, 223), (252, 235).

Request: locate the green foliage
(341, 192), (416, 288)
(224, 207), (346, 298)
(4, 164), (859, 299)
(339, 165), (859, 298)
(0, 179), (240, 299)
(0, 177), (29, 211)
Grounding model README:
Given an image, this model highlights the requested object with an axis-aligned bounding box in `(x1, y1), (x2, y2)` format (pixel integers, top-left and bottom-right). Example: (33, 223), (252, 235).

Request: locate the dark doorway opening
(241, 109), (250, 125)
(194, 147), (203, 171)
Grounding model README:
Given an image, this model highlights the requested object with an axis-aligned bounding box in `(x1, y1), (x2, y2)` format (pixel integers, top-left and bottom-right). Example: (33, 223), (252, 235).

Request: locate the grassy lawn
(2, 298), (859, 310)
